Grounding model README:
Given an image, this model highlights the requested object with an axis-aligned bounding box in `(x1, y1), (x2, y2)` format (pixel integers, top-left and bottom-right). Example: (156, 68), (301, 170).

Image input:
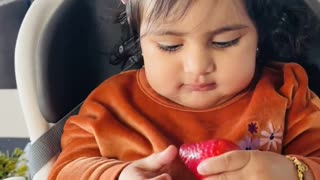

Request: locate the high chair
(14, 0), (320, 179)
(14, 0), (137, 179)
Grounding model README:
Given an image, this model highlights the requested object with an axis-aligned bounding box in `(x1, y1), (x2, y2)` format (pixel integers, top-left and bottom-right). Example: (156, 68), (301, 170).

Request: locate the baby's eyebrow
(146, 24), (248, 36)
(208, 24), (249, 36)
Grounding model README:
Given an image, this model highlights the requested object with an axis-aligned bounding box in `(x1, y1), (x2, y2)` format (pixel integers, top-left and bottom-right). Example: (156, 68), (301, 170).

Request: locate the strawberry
(179, 139), (240, 179)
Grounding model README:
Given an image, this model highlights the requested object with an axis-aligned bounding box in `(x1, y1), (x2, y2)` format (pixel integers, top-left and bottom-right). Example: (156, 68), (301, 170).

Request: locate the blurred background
(0, 0), (30, 152)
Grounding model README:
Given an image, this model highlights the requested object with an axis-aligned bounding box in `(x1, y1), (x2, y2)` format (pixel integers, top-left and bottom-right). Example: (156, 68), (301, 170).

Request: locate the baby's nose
(183, 49), (215, 76)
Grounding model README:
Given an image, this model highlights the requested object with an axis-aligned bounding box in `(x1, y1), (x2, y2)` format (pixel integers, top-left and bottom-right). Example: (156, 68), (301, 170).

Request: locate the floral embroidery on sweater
(238, 121), (260, 150)
(239, 136), (260, 150)
(248, 122), (258, 134)
(238, 121), (283, 151)
(260, 122), (283, 151)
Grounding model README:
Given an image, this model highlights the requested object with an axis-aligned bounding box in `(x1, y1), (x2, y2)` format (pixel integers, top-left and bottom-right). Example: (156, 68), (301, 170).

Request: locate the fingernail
(197, 163), (207, 174)
(161, 146), (169, 152)
(159, 146), (170, 156)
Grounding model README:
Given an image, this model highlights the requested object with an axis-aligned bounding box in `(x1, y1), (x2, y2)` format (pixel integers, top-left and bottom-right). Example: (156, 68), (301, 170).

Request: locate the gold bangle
(286, 156), (309, 180)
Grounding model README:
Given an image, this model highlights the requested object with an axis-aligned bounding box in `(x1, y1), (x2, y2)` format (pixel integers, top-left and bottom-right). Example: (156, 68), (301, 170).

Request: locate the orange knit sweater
(49, 62), (320, 180)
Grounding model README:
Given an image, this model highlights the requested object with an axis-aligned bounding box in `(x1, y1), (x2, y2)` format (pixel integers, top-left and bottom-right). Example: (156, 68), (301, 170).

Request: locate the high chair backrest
(15, 0), (135, 179)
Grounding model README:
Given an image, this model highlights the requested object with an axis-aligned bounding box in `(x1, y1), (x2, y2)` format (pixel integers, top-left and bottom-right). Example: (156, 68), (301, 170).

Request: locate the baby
(49, 0), (320, 179)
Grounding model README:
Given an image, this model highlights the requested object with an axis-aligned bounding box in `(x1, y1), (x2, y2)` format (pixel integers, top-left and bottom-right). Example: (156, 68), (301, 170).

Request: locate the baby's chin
(185, 101), (222, 109)
(172, 95), (228, 110)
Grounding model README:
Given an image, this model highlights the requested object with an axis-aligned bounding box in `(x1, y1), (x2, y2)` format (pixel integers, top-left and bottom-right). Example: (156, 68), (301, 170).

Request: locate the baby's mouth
(183, 83), (217, 91)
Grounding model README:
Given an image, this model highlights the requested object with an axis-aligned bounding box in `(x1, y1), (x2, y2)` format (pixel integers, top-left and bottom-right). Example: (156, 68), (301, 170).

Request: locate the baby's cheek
(147, 74), (177, 95)
(220, 74), (251, 94)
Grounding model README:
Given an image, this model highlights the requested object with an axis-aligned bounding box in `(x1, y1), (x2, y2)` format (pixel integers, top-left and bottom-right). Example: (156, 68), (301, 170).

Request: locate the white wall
(0, 89), (28, 137)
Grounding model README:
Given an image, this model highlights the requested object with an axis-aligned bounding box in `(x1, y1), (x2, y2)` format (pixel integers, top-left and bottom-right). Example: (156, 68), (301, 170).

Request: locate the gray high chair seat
(14, 0), (320, 179)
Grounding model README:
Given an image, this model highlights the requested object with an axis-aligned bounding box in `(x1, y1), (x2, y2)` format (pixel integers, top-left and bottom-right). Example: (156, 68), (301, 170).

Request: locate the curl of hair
(244, 0), (320, 64)
(112, 2), (143, 70)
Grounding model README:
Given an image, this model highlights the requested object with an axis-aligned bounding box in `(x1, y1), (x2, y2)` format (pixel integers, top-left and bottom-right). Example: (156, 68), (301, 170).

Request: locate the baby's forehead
(140, 0), (251, 36)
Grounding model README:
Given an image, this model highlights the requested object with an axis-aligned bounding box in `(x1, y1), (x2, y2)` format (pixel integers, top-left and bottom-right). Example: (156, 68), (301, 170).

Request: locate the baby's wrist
(286, 156), (311, 180)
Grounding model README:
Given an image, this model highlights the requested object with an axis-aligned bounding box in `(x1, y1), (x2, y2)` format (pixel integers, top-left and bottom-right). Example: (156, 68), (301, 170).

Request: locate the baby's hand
(197, 150), (298, 180)
(119, 145), (178, 180)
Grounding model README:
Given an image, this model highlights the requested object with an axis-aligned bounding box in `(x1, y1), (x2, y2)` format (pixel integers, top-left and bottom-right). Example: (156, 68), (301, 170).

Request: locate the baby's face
(140, 0), (258, 109)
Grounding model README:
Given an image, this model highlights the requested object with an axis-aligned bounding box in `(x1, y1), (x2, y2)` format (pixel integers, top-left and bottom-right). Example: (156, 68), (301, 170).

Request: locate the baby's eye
(158, 44), (182, 52)
(212, 37), (240, 49)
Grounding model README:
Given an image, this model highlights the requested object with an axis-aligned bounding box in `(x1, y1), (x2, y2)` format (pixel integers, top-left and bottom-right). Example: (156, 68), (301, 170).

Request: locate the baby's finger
(135, 145), (178, 171)
(202, 170), (245, 180)
(197, 150), (250, 175)
(147, 173), (172, 180)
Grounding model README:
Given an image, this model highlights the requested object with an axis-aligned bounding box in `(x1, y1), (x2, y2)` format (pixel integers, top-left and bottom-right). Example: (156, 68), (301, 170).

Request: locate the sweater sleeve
(48, 97), (131, 180)
(280, 63), (320, 179)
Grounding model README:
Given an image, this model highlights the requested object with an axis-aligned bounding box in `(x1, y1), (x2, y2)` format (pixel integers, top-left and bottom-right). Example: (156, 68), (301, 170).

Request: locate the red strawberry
(179, 139), (240, 179)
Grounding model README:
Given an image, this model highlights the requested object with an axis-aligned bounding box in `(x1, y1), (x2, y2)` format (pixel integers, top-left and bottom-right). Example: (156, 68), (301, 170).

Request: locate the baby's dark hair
(114, 0), (320, 68)
(244, 0), (320, 64)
